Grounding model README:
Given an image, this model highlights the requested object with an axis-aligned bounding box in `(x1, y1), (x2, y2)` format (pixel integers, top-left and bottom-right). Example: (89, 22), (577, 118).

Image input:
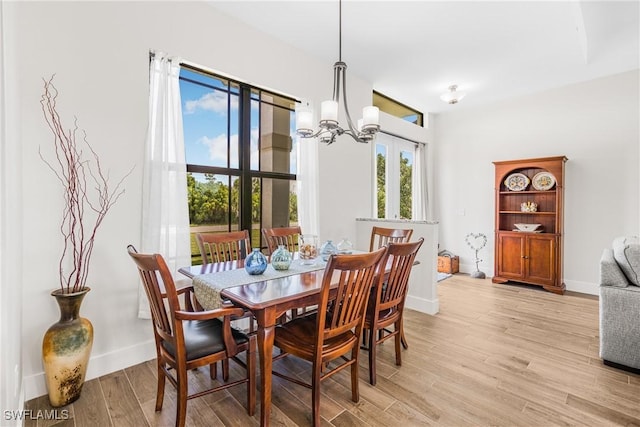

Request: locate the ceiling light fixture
(295, 0), (380, 145)
(440, 85), (467, 104)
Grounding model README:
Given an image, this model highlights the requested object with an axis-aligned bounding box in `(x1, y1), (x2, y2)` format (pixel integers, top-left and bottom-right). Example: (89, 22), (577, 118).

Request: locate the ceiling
(208, 1), (639, 114)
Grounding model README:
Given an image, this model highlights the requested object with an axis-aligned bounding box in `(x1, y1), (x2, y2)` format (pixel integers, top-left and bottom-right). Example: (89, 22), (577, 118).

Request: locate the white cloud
(184, 92), (238, 115)
(198, 133), (239, 166)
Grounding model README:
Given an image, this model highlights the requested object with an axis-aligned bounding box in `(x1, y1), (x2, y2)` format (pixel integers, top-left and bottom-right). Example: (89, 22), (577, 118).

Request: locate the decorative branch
(39, 75), (134, 293)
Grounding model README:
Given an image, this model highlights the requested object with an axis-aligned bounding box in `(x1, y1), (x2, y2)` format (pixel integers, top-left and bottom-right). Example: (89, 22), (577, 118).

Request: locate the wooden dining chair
(196, 230), (256, 365)
(127, 245), (256, 427)
(262, 225), (308, 318)
(262, 225), (301, 256)
(196, 230), (251, 264)
(362, 238), (424, 385)
(272, 247), (387, 426)
(369, 225), (414, 349)
(369, 226), (414, 251)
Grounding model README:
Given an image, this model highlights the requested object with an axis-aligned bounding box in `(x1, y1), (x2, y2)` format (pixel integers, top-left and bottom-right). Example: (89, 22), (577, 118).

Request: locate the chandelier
(295, 0), (380, 145)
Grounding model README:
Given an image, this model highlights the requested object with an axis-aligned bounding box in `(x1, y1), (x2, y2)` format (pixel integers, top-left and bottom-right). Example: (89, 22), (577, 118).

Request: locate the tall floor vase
(42, 287), (93, 407)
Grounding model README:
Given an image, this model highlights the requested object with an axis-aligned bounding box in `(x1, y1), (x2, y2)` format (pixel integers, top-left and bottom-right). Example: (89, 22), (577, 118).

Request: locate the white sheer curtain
(139, 51), (191, 318)
(295, 101), (320, 235)
(412, 142), (431, 221)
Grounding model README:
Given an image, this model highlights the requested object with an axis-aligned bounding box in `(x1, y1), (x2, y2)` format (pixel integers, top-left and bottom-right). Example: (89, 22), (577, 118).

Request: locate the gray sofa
(599, 236), (640, 371)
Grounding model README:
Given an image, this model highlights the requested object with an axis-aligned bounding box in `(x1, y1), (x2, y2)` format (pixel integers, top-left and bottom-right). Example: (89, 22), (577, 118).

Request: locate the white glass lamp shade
(320, 100), (338, 122)
(296, 110), (313, 135)
(362, 106), (379, 126)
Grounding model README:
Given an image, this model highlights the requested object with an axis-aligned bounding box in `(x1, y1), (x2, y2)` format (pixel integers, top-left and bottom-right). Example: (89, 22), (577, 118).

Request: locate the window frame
(373, 90), (424, 127)
(374, 132), (416, 220)
(180, 64), (297, 251)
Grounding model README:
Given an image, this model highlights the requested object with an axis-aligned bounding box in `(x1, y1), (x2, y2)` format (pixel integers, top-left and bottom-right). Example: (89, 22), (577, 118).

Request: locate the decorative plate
(504, 173), (530, 191)
(532, 171), (556, 191)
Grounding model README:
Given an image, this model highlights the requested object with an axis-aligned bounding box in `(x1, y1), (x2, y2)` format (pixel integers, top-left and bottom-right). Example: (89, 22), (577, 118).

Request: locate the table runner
(193, 258), (327, 309)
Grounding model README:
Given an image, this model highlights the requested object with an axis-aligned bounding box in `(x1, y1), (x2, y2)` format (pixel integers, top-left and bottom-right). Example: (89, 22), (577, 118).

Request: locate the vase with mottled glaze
(42, 287), (93, 407)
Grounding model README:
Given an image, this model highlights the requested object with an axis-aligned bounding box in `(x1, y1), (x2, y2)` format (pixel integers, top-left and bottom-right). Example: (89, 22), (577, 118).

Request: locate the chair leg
(222, 359), (229, 381)
(362, 328), (369, 348)
(400, 320), (409, 349)
(394, 321), (402, 366)
(312, 361), (322, 427)
(155, 361), (166, 411)
(368, 327), (377, 386)
(247, 336), (256, 416)
(351, 346), (360, 402)
(175, 367), (188, 427)
(209, 362), (217, 380)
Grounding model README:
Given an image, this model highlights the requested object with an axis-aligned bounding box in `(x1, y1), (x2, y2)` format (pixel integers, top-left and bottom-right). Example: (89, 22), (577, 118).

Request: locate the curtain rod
(379, 129), (426, 146)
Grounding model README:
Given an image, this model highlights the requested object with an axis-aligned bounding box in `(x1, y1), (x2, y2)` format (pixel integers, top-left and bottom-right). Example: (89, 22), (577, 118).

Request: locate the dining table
(179, 256), (337, 427)
(179, 252), (410, 426)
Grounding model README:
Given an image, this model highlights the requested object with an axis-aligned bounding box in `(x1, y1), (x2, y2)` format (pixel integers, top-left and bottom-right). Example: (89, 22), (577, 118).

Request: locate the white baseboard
(460, 261), (599, 296)
(459, 262), (493, 277)
(405, 294), (439, 315)
(24, 339), (156, 401)
(565, 279), (599, 296)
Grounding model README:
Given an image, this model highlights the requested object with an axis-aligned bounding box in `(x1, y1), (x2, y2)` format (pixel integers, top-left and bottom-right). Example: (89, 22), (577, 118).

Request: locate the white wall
(1, 0), (24, 422)
(433, 70), (640, 294)
(6, 1), (376, 400)
(355, 219), (440, 315)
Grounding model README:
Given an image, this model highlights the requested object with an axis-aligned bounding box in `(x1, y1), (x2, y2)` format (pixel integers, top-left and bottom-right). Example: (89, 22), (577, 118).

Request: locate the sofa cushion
(612, 236), (640, 286)
(600, 249), (629, 287)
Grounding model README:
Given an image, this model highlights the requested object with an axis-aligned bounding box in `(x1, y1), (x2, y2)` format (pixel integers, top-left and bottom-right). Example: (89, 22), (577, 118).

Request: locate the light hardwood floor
(25, 275), (640, 426)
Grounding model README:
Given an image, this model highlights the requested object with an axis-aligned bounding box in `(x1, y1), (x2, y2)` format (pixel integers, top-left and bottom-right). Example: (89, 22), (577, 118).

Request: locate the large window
(375, 134), (414, 220)
(179, 65), (297, 261)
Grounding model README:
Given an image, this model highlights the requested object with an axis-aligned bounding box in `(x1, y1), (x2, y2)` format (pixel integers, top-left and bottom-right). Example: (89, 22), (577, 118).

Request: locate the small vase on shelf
(271, 245), (292, 271)
(245, 248), (268, 275)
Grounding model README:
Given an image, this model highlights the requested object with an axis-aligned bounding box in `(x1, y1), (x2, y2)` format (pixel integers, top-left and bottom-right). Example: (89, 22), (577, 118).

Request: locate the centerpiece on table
(39, 76), (132, 407)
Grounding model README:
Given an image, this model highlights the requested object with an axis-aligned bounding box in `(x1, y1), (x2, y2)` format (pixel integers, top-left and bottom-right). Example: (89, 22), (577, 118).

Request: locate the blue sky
(179, 68), (297, 179)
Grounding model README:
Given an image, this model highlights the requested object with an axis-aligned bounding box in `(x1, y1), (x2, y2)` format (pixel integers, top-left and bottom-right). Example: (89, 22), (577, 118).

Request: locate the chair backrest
(316, 247), (387, 343)
(262, 226), (302, 255)
(374, 238), (424, 313)
(369, 226), (414, 251)
(127, 245), (179, 347)
(196, 230), (252, 264)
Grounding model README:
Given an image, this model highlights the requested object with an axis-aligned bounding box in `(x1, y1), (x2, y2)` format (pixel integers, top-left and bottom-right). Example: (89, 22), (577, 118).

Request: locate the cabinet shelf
(499, 211), (556, 215)
(499, 190), (556, 195)
(498, 230), (558, 235)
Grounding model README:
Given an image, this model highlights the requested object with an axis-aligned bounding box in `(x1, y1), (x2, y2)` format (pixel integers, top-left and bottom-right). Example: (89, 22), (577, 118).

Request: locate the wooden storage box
(438, 255), (459, 274)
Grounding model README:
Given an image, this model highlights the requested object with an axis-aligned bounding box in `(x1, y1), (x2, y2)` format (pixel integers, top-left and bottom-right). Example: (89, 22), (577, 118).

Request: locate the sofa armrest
(600, 248), (630, 288)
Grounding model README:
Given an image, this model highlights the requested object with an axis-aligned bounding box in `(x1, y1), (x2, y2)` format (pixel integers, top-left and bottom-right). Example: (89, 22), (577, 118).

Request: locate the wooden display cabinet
(492, 156), (567, 294)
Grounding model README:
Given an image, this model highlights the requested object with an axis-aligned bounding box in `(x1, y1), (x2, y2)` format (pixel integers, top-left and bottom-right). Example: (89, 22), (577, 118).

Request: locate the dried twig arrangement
(40, 76), (133, 293)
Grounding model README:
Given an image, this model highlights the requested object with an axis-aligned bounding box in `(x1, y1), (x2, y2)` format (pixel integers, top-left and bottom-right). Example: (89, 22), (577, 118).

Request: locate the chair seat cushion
(612, 236), (640, 286)
(275, 314), (357, 361)
(163, 318), (249, 361)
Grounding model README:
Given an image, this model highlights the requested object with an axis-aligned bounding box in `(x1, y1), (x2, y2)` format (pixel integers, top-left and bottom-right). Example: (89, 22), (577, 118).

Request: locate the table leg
(256, 308), (277, 427)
